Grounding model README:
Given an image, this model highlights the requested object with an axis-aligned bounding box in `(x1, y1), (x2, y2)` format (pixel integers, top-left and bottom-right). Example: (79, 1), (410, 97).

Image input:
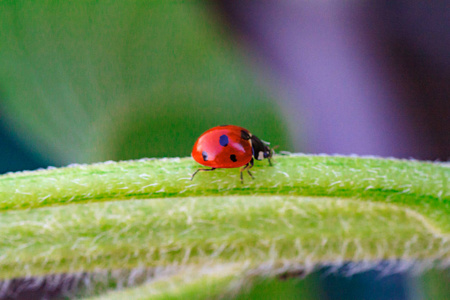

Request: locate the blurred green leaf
(420, 268), (450, 300)
(0, 1), (291, 165)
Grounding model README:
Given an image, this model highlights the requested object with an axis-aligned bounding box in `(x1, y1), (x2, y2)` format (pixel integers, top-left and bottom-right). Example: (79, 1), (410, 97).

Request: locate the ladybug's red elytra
(191, 125), (273, 182)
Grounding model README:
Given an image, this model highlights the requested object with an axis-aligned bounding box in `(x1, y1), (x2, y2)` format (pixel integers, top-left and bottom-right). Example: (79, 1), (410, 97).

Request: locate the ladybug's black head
(251, 135), (273, 162)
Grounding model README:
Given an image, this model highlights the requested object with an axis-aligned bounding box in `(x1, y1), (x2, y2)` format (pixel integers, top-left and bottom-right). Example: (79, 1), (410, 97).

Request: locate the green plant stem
(0, 155), (448, 296)
(1, 155), (447, 226)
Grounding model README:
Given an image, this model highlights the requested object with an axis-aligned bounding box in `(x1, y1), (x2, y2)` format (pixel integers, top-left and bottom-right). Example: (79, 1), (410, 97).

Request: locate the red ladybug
(191, 125), (273, 182)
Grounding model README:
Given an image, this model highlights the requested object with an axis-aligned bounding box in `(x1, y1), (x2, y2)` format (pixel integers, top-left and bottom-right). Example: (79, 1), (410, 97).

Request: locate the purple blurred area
(213, 0), (449, 161)
(211, 1), (450, 299)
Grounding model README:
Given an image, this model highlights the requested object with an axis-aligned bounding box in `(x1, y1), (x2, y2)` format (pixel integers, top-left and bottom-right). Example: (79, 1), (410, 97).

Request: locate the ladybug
(191, 125), (273, 182)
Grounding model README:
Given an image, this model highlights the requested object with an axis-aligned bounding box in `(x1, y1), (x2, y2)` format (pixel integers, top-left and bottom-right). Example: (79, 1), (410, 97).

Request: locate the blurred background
(0, 1), (448, 299)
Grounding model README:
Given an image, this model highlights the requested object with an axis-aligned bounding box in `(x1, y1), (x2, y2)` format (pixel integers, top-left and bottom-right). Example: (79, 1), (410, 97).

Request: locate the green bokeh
(0, 0), (292, 165)
(235, 276), (322, 300)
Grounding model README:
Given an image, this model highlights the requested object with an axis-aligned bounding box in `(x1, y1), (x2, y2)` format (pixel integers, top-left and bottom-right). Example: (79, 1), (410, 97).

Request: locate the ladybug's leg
(240, 159), (254, 183)
(267, 146), (277, 166)
(246, 158), (255, 179)
(191, 168), (216, 181)
(239, 168), (245, 183)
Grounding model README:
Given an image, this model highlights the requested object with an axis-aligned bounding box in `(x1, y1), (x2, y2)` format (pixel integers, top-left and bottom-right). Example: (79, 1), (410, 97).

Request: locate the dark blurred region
(372, 1), (450, 161)
(212, 0), (449, 161)
(320, 269), (408, 300)
(0, 115), (50, 173)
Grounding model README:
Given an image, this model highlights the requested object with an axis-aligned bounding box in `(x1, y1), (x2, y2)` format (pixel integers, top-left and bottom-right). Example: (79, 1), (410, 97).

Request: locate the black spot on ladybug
(202, 151), (208, 161)
(241, 130), (251, 140)
(219, 135), (229, 147)
(230, 154), (237, 162)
